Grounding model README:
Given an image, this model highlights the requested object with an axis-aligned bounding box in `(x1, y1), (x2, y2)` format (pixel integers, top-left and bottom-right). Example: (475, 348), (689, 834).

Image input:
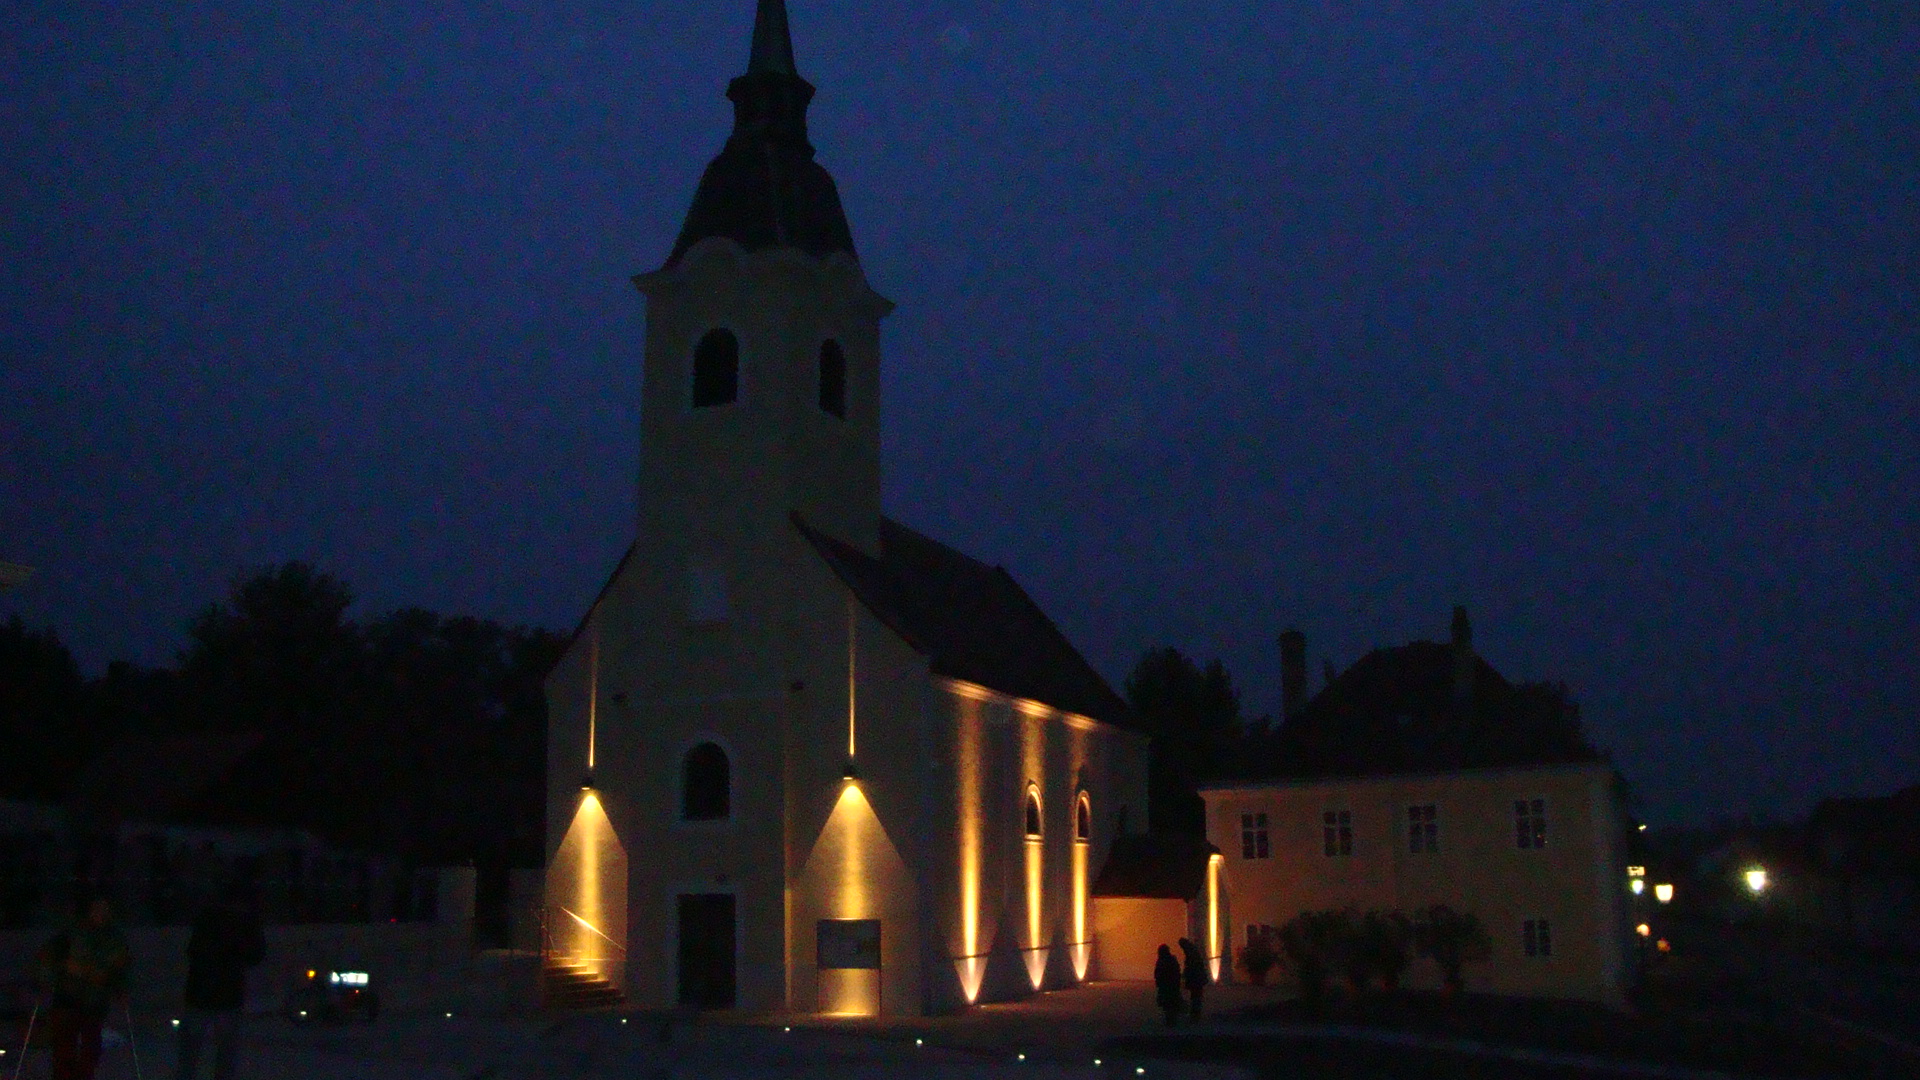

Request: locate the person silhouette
(1152, 944), (1183, 1027)
(34, 894), (129, 1080)
(177, 877), (266, 1080)
(1178, 937), (1207, 1021)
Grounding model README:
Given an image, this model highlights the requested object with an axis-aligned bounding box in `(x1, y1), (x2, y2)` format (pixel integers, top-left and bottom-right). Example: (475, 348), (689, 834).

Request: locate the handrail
(554, 905), (627, 955)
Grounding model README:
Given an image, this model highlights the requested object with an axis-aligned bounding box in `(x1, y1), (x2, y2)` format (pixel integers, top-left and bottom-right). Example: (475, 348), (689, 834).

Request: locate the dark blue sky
(3, 2), (1915, 824)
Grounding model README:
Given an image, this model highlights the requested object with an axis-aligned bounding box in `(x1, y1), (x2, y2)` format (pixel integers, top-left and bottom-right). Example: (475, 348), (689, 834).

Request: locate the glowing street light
(1630, 879), (1645, 896)
(1744, 867), (1768, 894)
(1653, 883), (1674, 904)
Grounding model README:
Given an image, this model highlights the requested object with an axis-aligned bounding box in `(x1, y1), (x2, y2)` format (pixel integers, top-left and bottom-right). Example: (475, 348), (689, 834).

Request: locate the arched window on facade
(1024, 785), (1043, 838)
(682, 742), (730, 820)
(818, 339), (847, 418)
(692, 328), (739, 408)
(1076, 792), (1092, 842)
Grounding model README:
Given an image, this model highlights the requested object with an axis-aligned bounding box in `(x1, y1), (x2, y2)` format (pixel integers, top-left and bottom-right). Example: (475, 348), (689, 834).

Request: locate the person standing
(1152, 944), (1183, 1027)
(34, 895), (131, 1080)
(1178, 937), (1208, 1021)
(176, 880), (267, 1080)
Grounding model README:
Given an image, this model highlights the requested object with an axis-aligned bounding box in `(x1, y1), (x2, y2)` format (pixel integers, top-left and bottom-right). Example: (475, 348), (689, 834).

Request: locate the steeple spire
(747, 0), (798, 76)
(659, 0), (857, 269)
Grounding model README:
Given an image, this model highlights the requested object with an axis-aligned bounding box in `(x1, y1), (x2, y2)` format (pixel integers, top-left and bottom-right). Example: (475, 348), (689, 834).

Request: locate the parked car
(284, 968), (379, 1024)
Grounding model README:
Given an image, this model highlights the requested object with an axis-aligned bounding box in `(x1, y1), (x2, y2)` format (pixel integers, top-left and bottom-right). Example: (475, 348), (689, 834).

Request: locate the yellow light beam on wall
(1071, 835), (1090, 981)
(1207, 853), (1223, 981)
(957, 697), (983, 1001)
(1024, 834), (1046, 989)
(587, 632), (599, 771)
(846, 595), (857, 762)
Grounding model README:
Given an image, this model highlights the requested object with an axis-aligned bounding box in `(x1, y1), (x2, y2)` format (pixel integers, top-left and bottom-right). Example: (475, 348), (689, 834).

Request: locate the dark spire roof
(748, 0), (797, 76)
(662, 0), (857, 269)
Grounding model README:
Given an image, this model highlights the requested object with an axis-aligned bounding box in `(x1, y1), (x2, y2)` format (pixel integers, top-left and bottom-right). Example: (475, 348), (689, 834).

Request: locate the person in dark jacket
(175, 880), (266, 1080)
(34, 894), (130, 1080)
(1152, 944), (1183, 1027)
(1178, 937), (1208, 1021)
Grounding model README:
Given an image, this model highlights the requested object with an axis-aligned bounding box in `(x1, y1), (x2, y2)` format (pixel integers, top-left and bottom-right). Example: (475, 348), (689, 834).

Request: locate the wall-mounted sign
(817, 919), (881, 969)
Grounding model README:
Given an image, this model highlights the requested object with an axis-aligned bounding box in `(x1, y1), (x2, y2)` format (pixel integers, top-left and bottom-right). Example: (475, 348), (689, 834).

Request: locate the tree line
(0, 563), (563, 870)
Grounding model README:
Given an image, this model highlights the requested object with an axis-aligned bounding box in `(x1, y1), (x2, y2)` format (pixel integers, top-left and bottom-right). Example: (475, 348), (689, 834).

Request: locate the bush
(1361, 910), (1414, 991)
(1275, 909), (1351, 1007)
(1413, 905), (1492, 992)
(1236, 935), (1280, 985)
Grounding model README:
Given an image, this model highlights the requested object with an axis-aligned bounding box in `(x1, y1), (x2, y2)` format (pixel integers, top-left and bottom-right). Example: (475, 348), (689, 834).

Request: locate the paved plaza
(7, 982), (1261, 1080)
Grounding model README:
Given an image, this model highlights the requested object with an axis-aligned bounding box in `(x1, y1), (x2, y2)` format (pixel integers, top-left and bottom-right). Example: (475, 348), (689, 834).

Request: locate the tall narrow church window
(682, 743), (730, 820)
(1024, 787), (1043, 838)
(692, 328), (739, 408)
(1076, 793), (1092, 842)
(818, 339), (847, 418)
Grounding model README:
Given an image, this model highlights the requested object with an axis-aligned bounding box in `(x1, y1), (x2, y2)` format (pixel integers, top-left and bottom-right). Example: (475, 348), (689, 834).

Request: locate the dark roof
(1809, 785), (1920, 876)
(1091, 832), (1219, 899)
(553, 539), (639, 666)
(663, 0), (857, 269)
(1228, 634), (1601, 782)
(793, 514), (1135, 729)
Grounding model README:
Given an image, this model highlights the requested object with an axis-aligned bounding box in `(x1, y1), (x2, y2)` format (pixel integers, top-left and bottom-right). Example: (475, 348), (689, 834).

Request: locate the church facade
(543, 0), (1151, 1016)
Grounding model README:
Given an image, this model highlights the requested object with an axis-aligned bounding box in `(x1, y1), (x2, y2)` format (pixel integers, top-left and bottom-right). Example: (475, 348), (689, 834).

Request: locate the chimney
(1279, 629), (1307, 722)
(1450, 605), (1474, 702)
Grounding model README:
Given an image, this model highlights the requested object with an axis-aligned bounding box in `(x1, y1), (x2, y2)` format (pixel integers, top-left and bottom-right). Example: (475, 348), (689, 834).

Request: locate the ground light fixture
(1654, 883), (1674, 904)
(1744, 867), (1768, 894)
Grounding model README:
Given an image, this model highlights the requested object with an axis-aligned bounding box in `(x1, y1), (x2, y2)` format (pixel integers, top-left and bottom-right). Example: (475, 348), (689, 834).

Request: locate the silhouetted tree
(1125, 647), (1242, 835)
(0, 618), (86, 801)
(175, 563), (369, 839)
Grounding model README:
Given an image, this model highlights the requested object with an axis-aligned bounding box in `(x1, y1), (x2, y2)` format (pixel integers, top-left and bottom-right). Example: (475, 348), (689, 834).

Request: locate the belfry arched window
(692, 329), (739, 408)
(1076, 792), (1092, 842)
(1024, 785), (1043, 839)
(818, 339), (847, 418)
(682, 742), (730, 820)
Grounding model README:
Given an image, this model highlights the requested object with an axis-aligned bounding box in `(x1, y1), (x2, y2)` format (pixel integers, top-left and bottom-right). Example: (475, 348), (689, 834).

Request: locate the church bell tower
(632, 0), (893, 568)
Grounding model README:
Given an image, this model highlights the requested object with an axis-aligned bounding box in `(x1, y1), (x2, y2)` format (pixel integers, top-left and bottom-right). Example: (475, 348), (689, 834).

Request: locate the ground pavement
(4, 982), (1258, 1079)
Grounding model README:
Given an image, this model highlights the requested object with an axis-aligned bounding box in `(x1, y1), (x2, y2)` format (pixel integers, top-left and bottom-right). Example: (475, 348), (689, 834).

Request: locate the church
(541, 0), (1165, 1016)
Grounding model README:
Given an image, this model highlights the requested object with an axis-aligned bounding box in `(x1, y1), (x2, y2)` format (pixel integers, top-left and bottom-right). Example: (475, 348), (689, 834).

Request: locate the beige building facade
(1200, 762), (1634, 1005)
(542, 0), (1149, 1017)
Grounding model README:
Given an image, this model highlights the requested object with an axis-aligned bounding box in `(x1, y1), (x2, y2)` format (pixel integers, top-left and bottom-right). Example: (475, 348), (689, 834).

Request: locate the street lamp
(1653, 883), (1673, 904)
(1744, 867), (1768, 894)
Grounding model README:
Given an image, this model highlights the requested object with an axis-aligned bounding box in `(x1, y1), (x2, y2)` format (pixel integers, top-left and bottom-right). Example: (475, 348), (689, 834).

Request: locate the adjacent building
(1201, 609), (1635, 1005)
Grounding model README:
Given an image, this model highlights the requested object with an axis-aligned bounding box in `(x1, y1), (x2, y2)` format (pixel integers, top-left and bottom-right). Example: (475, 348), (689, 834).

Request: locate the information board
(816, 918), (882, 969)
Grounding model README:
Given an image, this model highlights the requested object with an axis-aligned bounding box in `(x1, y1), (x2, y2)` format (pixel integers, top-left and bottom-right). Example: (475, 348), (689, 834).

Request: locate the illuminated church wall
(927, 680), (1147, 1009)
(784, 594), (928, 1016)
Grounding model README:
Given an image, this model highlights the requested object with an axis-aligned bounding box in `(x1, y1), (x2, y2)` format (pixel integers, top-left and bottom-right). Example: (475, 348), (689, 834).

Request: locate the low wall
(0, 923), (539, 1018)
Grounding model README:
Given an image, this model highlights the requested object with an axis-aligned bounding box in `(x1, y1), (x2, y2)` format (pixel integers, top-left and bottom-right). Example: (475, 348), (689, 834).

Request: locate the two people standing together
(1152, 938), (1209, 1027)
(29, 882), (264, 1080)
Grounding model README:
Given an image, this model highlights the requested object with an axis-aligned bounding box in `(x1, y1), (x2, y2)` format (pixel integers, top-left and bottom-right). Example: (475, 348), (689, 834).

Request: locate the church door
(677, 893), (736, 1009)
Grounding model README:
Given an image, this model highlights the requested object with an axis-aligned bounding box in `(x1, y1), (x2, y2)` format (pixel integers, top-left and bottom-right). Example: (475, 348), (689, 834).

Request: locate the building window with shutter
(1240, 812), (1269, 859)
(1322, 810), (1352, 857)
(1515, 798), (1548, 849)
(1408, 804), (1439, 854)
(1523, 918), (1553, 957)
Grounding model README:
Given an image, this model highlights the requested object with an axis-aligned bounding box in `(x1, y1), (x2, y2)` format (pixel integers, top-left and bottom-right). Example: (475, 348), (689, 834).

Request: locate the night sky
(3, 2), (1915, 825)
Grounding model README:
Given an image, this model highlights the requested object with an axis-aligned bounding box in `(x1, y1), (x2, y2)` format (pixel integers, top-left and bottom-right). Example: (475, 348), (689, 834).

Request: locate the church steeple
(663, 0), (857, 269)
(747, 0), (798, 76)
